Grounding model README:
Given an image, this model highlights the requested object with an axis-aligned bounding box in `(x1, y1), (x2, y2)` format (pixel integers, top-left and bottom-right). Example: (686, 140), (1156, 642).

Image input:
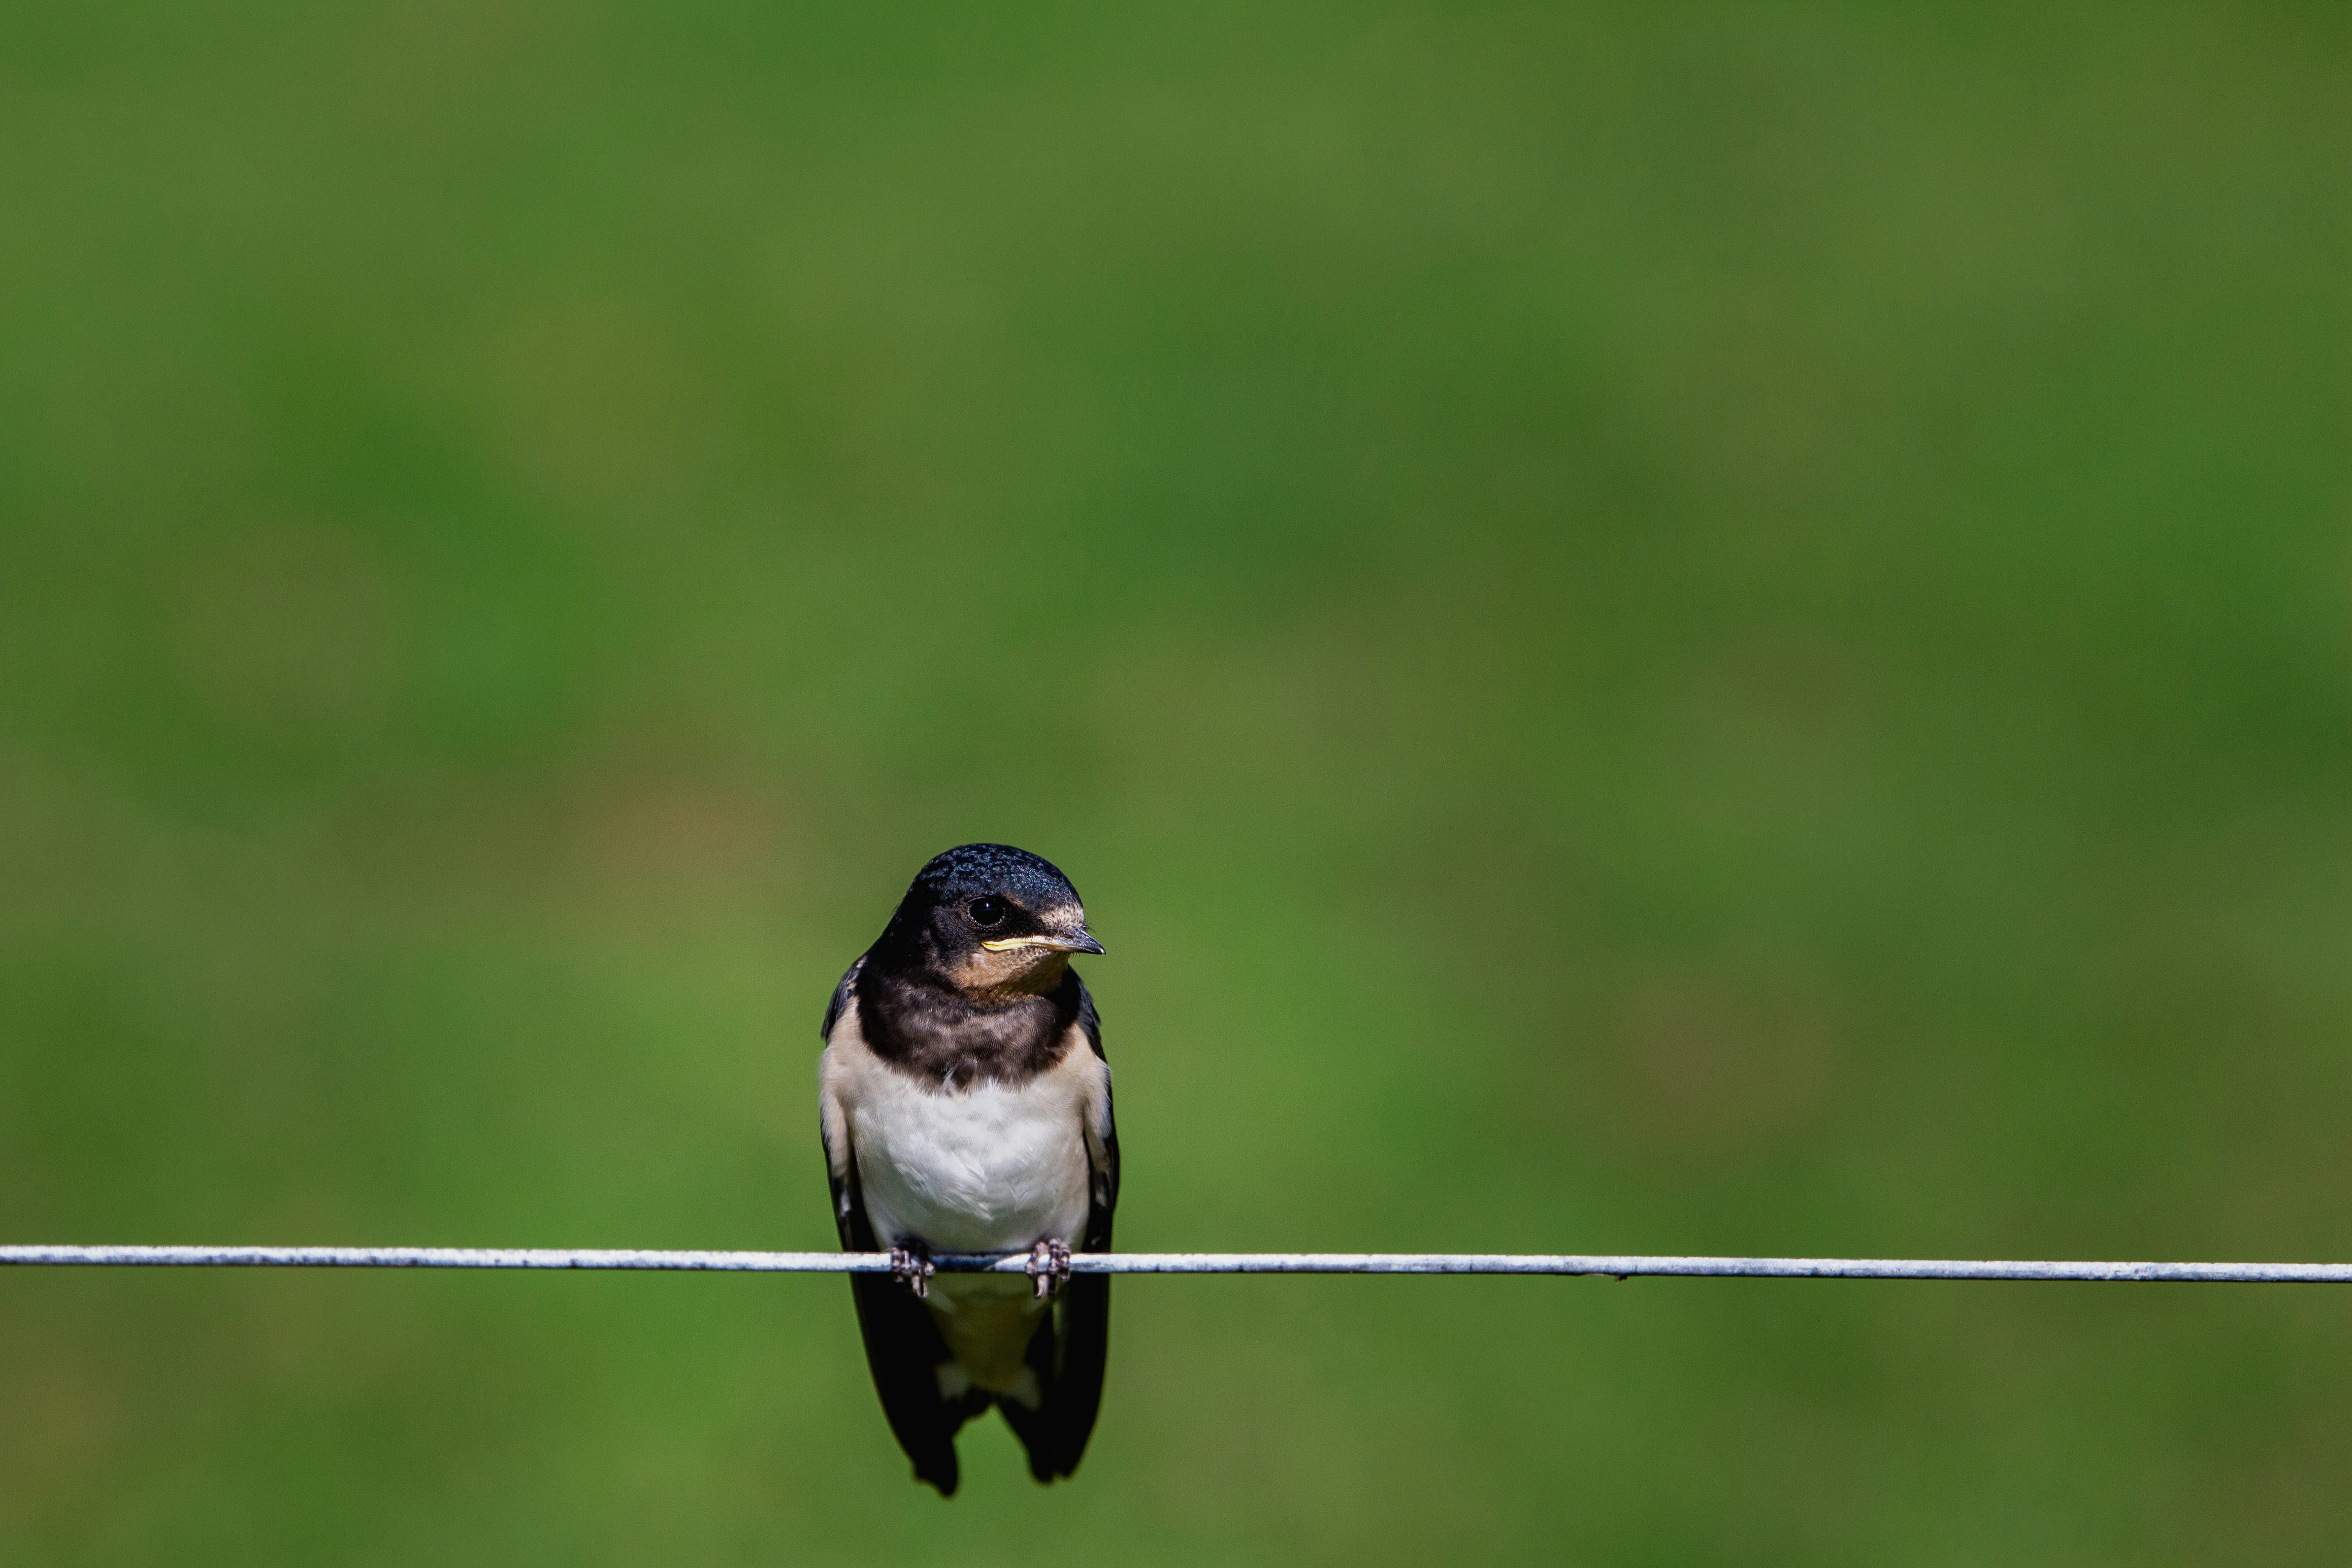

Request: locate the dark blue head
(873, 843), (1103, 994)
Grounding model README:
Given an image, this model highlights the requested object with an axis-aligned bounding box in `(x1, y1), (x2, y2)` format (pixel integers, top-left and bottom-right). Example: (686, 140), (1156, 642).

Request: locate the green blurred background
(3, 3), (2348, 1562)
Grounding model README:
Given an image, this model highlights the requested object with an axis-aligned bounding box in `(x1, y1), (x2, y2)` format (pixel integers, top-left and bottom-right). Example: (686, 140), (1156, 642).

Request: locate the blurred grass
(2, 2), (2349, 1562)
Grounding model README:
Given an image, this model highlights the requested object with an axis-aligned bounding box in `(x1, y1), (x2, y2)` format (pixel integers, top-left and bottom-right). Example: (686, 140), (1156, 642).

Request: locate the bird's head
(876, 843), (1103, 997)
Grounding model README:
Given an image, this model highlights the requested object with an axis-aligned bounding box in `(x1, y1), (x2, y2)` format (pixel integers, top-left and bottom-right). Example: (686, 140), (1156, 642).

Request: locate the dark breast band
(853, 965), (1082, 1089)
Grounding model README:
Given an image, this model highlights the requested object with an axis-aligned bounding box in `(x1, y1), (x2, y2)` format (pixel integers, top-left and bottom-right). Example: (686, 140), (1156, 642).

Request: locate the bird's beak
(981, 929), (1106, 957)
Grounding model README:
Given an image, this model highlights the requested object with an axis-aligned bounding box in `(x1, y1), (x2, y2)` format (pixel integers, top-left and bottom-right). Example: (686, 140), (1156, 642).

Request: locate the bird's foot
(889, 1243), (936, 1299)
(1027, 1238), (1072, 1299)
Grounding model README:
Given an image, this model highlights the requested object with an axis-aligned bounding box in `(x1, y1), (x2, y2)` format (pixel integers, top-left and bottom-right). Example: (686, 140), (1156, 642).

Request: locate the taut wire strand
(1, 1247), (2348, 1283)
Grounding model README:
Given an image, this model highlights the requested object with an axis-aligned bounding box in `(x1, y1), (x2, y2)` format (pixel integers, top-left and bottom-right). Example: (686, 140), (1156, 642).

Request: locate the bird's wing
(1077, 976), (1119, 1247)
(999, 974), (1117, 1482)
(820, 963), (984, 1497)
(819, 955), (862, 1044)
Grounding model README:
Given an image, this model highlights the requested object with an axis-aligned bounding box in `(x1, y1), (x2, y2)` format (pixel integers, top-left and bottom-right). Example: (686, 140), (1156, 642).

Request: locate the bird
(818, 843), (1118, 1495)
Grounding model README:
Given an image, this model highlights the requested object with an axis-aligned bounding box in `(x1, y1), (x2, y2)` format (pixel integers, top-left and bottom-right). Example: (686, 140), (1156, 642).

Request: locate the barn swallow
(818, 844), (1118, 1495)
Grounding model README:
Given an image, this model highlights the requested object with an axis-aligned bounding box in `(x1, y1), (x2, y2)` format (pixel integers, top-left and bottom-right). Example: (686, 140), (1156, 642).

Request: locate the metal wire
(2, 1246), (2347, 1283)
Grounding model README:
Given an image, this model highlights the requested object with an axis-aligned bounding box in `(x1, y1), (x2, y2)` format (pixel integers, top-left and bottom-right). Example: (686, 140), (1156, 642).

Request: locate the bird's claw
(889, 1244), (935, 1298)
(1027, 1238), (1072, 1299)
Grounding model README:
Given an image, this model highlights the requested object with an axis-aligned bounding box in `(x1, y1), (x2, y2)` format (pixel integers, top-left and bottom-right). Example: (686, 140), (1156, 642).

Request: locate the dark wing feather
(834, 1151), (984, 1496)
(820, 955), (863, 1043)
(821, 960), (984, 1497)
(998, 974), (1117, 1482)
(1076, 977), (1119, 1240)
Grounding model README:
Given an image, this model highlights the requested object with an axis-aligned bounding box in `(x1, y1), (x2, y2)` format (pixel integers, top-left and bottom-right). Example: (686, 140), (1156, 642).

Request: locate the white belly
(848, 1071), (1092, 1255)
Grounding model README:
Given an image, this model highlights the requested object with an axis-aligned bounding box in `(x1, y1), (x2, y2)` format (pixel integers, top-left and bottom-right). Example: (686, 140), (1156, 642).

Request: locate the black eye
(967, 897), (1008, 927)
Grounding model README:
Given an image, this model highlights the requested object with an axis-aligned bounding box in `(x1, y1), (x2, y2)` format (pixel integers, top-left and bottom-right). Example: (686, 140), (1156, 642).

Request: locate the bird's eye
(967, 897), (1008, 927)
